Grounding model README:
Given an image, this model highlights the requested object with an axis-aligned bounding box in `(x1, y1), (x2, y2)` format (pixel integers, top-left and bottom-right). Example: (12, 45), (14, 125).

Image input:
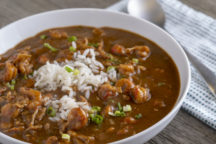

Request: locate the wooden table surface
(0, 0), (215, 144)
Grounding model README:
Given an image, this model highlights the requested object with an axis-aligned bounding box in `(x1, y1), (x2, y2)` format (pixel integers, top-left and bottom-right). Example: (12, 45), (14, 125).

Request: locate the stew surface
(0, 26), (180, 144)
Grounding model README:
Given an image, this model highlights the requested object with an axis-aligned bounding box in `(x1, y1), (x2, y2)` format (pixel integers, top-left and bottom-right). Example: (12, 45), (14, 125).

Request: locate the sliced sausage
(111, 44), (126, 56)
(118, 64), (134, 76)
(98, 84), (117, 100)
(115, 78), (135, 94)
(134, 46), (150, 58)
(66, 108), (88, 130)
(130, 85), (150, 104)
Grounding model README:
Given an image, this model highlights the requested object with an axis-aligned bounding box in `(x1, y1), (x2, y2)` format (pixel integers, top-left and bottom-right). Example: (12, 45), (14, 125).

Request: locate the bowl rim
(0, 8), (191, 144)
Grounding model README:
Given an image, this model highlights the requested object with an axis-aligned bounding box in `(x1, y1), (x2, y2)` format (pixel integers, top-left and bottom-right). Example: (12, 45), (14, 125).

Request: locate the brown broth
(0, 26), (180, 144)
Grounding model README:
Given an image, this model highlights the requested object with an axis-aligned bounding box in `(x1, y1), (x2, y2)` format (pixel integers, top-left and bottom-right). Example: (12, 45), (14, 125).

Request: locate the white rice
(33, 48), (117, 121)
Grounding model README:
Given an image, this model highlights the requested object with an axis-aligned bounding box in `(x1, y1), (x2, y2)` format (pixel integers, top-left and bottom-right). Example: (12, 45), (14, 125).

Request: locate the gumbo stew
(0, 26), (180, 144)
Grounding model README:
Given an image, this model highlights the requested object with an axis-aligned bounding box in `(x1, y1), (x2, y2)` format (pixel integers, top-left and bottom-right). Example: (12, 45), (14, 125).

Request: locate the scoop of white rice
(33, 48), (117, 121)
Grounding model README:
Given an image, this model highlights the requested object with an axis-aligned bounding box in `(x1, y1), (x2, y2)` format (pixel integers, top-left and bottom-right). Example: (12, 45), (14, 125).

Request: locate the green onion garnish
(135, 113), (142, 119)
(47, 106), (56, 117)
(123, 105), (132, 112)
(68, 36), (77, 42)
(91, 106), (101, 113)
(6, 79), (16, 90)
(132, 58), (139, 64)
(24, 75), (28, 80)
(157, 82), (166, 86)
(44, 43), (57, 52)
(114, 110), (126, 117)
(90, 114), (104, 125)
(11, 79), (16, 85)
(65, 66), (73, 73)
(69, 46), (76, 52)
(40, 35), (47, 40)
(62, 133), (70, 141)
(107, 66), (115, 72)
(88, 43), (99, 48)
(73, 69), (80, 75)
(117, 102), (123, 111)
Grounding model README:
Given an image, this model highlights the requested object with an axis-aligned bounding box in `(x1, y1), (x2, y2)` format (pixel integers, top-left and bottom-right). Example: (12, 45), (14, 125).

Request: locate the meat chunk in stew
(115, 78), (134, 94)
(0, 62), (17, 82)
(66, 108), (88, 130)
(46, 136), (59, 144)
(98, 83), (118, 100)
(111, 44), (126, 56)
(118, 64), (135, 75)
(130, 86), (150, 104)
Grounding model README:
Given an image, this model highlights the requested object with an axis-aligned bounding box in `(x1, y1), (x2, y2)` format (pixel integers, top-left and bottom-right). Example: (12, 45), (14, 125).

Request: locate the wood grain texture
(0, 0), (215, 144)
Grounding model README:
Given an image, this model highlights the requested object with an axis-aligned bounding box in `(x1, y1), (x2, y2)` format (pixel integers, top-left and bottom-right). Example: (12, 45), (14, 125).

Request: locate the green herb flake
(24, 75), (28, 80)
(157, 82), (166, 86)
(68, 36), (77, 42)
(88, 43), (99, 48)
(11, 79), (16, 85)
(117, 102), (123, 111)
(132, 58), (139, 64)
(107, 66), (115, 72)
(40, 35), (47, 40)
(91, 106), (101, 113)
(47, 106), (56, 117)
(90, 114), (103, 125)
(62, 133), (70, 141)
(114, 110), (126, 117)
(44, 43), (57, 52)
(6, 80), (16, 90)
(65, 66), (73, 73)
(135, 113), (142, 119)
(69, 46), (76, 52)
(73, 69), (80, 75)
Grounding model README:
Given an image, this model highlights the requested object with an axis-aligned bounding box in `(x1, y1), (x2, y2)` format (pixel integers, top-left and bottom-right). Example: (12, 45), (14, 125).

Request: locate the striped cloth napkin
(107, 0), (216, 129)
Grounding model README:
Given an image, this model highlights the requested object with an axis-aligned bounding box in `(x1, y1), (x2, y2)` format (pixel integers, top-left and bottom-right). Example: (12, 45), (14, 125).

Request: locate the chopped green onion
(44, 43), (57, 52)
(47, 106), (56, 117)
(157, 82), (166, 86)
(11, 79), (16, 85)
(69, 46), (76, 52)
(135, 113), (142, 119)
(62, 133), (70, 141)
(73, 69), (80, 75)
(68, 36), (77, 42)
(91, 106), (101, 113)
(107, 54), (114, 60)
(65, 66), (73, 73)
(117, 102), (123, 111)
(6, 80), (16, 90)
(40, 35), (47, 40)
(90, 114), (103, 125)
(107, 66), (115, 72)
(24, 75), (28, 80)
(114, 110), (126, 117)
(132, 58), (139, 64)
(88, 43), (99, 48)
(123, 105), (132, 112)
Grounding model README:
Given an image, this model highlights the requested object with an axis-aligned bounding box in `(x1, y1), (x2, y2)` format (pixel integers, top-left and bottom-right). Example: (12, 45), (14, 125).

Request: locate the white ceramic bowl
(0, 9), (190, 144)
